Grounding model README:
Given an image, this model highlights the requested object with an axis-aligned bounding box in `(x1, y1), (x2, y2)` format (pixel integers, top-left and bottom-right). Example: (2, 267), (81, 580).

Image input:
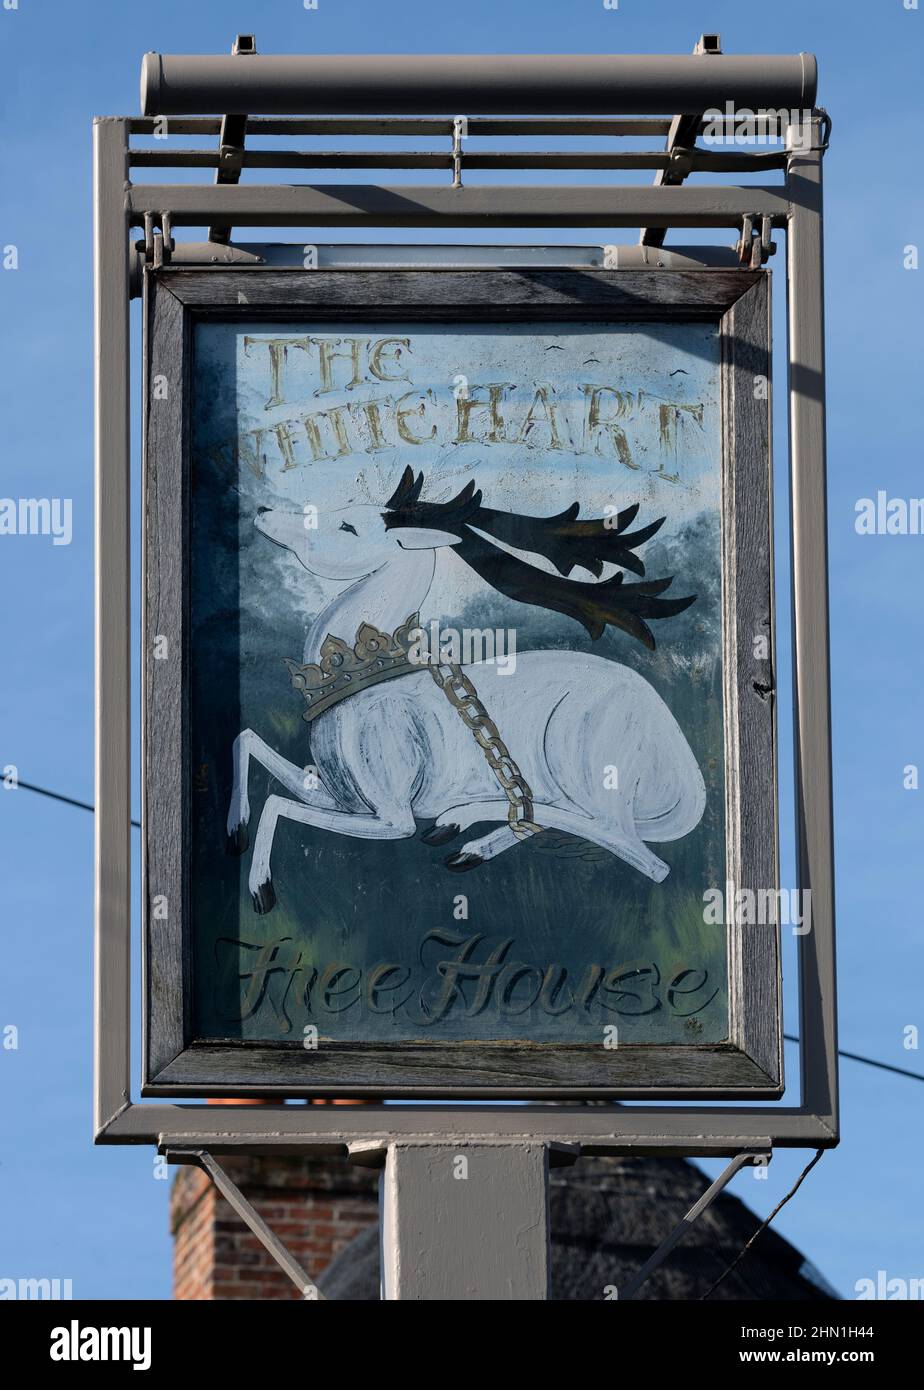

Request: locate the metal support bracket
(142, 211), (174, 267)
(640, 33), (722, 248)
(451, 115), (466, 188)
(209, 34), (256, 245)
(167, 1148), (326, 1300)
(737, 213), (778, 268)
(619, 1150), (772, 1300)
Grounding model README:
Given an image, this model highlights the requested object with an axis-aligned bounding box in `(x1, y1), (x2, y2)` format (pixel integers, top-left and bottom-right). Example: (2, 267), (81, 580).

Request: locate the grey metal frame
(140, 51), (817, 118)
(94, 89), (836, 1154)
(141, 265), (778, 1101)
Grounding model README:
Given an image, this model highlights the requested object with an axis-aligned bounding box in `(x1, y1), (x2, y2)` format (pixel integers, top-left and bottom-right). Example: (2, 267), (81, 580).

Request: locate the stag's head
(253, 497), (461, 582)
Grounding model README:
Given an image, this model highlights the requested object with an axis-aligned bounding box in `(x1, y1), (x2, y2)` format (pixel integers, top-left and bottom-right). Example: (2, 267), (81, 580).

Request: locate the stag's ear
(394, 527), (463, 551)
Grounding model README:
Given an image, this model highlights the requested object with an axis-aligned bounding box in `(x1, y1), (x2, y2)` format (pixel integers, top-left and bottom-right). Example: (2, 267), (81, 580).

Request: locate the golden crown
(285, 613), (421, 722)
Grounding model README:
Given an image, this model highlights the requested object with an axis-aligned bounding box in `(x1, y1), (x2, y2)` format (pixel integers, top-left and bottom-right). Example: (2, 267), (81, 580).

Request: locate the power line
(8, 776), (924, 1085)
(784, 1032), (924, 1083)
(6, 777), (141, 829)
(700, 1148), (825, 1300)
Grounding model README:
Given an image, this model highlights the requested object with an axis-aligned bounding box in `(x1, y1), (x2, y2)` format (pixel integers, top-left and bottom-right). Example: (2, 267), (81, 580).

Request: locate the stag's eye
(339, 521), (358, 536)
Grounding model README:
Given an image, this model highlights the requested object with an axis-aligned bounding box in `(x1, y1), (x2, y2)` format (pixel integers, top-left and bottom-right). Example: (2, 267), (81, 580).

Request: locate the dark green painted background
(188, 320), (728, 1046)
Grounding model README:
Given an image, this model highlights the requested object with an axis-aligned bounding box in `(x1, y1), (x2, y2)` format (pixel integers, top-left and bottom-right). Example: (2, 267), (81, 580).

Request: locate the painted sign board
(142, 267), (779, 1098)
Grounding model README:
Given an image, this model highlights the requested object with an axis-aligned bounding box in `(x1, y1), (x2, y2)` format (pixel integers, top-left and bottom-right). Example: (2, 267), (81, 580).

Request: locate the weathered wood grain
(721, 274), (781, 1085)
(159, 266), (763, 319)
(143, 276), (189, 1077)
(145, 1040), (780, 1098)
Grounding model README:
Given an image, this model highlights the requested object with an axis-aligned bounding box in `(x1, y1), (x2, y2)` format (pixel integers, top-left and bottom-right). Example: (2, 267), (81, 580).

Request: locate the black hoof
(421, 822), (461, 846)
(251, 880), (276, 914)
(227, 824), (249, 856)
(445, 851), (484, 873)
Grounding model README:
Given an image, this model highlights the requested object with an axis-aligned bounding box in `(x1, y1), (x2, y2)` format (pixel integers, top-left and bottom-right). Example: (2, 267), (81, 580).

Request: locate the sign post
(94, 42), (836, 1300)
(379, 1143), (555, 1300)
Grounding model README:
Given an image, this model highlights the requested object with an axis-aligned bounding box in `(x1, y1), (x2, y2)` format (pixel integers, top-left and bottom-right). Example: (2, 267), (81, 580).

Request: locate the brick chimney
(170, 1153), (378, 1300)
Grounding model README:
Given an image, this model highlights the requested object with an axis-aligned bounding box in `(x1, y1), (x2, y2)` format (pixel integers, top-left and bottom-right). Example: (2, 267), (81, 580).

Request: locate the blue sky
(1, 0), (922, 1300)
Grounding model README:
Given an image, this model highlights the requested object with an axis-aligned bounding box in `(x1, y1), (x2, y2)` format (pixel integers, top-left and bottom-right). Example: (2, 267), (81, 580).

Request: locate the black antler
(382, 467), (696, 649)
(385, 467), (483, 532)
(384, 466), (425, 510)
(464, 500), (665, 578)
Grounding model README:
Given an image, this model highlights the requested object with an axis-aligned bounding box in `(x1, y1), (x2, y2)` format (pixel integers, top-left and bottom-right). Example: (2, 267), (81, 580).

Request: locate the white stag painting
(190, 317), (727, 1046)
(227, 467), (706, 914)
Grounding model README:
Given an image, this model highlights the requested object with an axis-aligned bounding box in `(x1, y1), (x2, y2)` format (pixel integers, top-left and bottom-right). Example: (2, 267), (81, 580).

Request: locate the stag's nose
(256, 505), (272, 515)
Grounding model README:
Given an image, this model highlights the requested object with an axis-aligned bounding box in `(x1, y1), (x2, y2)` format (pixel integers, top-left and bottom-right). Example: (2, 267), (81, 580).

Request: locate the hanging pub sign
(142, 266), (780, 1097)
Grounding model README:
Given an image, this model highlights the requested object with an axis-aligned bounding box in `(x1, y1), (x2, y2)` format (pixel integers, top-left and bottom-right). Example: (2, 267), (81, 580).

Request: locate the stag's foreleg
(440, 803), (671, 881)
(227, 728), (339, 853)
(424, 798), (537, 870)
(248, 795), (416, 914)
(420, 798), (511, 846)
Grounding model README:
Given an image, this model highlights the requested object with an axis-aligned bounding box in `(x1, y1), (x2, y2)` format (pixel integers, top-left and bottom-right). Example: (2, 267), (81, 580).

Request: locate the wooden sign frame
(141, 266), (780, 1100)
